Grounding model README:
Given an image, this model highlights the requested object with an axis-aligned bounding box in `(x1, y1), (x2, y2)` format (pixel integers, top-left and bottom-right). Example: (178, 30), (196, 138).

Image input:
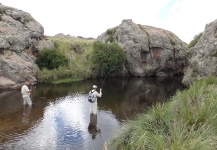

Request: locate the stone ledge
(0, 76), (19, 90)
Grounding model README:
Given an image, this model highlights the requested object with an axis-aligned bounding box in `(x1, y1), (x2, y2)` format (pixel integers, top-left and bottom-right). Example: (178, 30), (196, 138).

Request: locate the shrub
(36, 48), (69, 70)
(188, 32), (203, 48)
(106, 28), (117, 43)
(91, 41), (126, 76)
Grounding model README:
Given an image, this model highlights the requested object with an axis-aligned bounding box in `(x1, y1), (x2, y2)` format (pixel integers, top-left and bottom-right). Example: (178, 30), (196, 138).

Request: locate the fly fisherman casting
(88, 85), (102, 114)
(87, 85), (102, 139)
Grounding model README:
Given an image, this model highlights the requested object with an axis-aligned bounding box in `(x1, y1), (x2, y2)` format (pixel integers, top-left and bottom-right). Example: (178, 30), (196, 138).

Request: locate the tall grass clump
(36, 66), (83, 83)
(108, 76), (217, 150)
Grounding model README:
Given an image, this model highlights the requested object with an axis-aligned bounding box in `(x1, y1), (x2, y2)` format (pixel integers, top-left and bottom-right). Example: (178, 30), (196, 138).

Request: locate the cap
(93, 85), (97, 89)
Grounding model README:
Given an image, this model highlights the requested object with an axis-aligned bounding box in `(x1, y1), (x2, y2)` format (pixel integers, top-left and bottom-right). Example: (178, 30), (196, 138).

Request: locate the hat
(93, 85), (97, 89)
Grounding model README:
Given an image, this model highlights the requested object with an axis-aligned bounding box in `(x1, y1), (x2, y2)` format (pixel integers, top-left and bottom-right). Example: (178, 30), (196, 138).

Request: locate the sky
(1, 0), (217, 44)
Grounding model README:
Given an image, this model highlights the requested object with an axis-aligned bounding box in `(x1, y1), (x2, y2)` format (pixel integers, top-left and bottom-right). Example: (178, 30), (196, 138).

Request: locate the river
(0, 76), (185, 150)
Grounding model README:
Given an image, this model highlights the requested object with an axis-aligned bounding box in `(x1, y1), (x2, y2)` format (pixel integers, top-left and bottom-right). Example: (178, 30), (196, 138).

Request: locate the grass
(138, 24), (150, 45)
(188, 32), (203, 48)
(108, 76), (217, 150)
(51, 77), (82, 84)
(36, 36), (96, 83)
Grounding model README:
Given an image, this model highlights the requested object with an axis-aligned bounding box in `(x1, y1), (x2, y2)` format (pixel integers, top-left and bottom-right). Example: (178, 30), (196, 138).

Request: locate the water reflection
(0, 76), (185, 149)
(22, 105), (32, 124)
(88, 113), (101, 140)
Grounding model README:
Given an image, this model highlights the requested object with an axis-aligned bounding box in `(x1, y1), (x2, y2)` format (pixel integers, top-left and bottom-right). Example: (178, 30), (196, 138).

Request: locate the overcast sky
(1, 0), (217, 43)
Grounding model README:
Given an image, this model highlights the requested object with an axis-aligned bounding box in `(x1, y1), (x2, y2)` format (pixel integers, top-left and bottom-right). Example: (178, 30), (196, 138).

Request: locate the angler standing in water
(21, 81), (32, 106)
(88, 85), (102, 114)
(88, 85), (102, 139)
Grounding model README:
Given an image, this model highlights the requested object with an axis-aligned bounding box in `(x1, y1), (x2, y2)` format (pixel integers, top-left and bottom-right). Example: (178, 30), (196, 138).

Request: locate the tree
(92, 41), (126, 76)
(36, 48), (69, 70)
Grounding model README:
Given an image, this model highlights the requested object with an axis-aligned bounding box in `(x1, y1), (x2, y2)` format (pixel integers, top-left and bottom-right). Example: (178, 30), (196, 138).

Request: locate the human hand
(100, 88), (102, 92)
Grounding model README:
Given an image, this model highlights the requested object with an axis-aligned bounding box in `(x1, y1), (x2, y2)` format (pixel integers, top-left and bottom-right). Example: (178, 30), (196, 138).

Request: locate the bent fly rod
(101, 70), (113, 88)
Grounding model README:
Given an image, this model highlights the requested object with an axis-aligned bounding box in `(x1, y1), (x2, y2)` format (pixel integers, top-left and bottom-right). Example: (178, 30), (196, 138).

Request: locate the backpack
(88, 90), (96, 103)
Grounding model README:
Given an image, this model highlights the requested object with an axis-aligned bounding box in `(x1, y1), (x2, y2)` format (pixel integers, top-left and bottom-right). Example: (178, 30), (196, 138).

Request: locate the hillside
(36, 35), (96, 84)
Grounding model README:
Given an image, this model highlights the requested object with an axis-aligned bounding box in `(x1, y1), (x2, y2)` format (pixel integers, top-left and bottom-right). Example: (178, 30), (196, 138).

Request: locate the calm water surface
(0, 77), (185, 150)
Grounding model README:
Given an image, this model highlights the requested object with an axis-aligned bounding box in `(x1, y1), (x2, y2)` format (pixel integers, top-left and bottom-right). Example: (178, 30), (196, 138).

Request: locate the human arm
(95, 88), (102, 97)
(25, 86), (31, 94)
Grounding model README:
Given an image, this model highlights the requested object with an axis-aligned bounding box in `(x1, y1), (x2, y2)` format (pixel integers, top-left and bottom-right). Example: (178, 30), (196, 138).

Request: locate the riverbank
(108, 76), (217, 149)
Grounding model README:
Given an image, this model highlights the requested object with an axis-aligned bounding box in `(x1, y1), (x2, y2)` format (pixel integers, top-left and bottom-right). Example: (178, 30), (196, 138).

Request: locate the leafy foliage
(91, 41), (126, 76)
(188, 32), (203, 48)
(36, 48), (69, 70)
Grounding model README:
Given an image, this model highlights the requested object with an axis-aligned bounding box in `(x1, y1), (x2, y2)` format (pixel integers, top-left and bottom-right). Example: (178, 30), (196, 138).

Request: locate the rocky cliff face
(0, 4), (54, 89)
(98, 19), (188, 77)
(182, 19), (217, 86)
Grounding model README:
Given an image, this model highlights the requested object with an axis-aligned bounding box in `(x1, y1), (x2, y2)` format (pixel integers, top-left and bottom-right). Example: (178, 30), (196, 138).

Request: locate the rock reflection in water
(22, 105), (32, 124)
(100, 76), (185, 120)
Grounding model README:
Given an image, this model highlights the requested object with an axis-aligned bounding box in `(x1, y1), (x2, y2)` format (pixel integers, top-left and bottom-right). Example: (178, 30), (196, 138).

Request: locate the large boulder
(182, 19), (217, 86)
(98, 19), (188, 77)
(0, 4), (54, 89)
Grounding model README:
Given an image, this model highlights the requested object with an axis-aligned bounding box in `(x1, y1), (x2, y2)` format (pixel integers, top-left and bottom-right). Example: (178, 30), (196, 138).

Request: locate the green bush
(91, 41), (126, 76)
(188, 32), (203, 48)
(36, 48), (69, 70)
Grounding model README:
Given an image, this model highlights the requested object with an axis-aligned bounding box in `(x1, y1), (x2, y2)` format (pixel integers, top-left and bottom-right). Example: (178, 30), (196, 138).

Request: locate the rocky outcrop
(55, 33), (95, 40)
(0, 4), (54, 89)
(98, 19), (188, 77)
(182, 19), (217, 86)
(55, 33), (75, 38)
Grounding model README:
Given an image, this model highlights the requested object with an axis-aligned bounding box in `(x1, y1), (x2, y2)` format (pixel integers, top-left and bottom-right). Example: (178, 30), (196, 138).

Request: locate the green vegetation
(211, 50), (217, 57)
(36, 37), (126, 83)
(0, 7), (6, 14)
(36, 48), (69, 70)
(36, 37), (95, 83)
(36, 66), (83, 83)
(23, 17), (31, 24)
(168, 32), (177, 46)
(106, 27), (117, 43)
(138, 24), (151, 45)
(188, 32), (203, 48)
(0, 7), (6, 21)
(108, 76), (217, 150)
(91, 41), (126, 76)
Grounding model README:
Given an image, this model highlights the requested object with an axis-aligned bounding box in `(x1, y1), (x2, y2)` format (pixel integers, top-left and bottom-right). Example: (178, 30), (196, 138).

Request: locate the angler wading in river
(88, 85), (102, 139)
(88, 85), (102, 114)
(21, 81), (32, 106)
